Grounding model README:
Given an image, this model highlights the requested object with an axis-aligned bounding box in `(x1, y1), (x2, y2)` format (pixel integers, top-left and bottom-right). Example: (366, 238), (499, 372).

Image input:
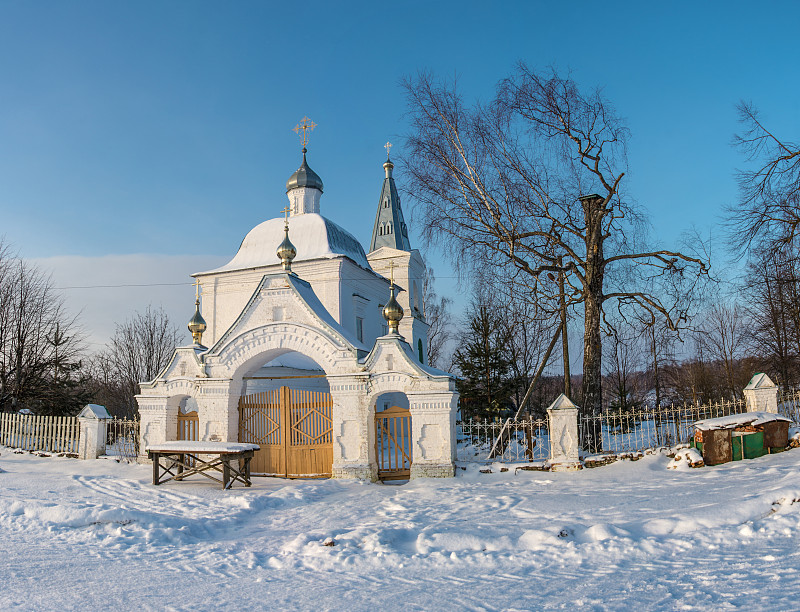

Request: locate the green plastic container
(733, 431), (766, 460)
(691, 430), (767, 462)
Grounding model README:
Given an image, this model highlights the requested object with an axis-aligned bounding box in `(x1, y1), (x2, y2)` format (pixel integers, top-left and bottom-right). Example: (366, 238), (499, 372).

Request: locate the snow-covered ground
(2, 448), (800, 611)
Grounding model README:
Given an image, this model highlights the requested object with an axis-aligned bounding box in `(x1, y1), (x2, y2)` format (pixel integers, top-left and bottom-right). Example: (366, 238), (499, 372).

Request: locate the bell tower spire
(369, 143), (411, 253)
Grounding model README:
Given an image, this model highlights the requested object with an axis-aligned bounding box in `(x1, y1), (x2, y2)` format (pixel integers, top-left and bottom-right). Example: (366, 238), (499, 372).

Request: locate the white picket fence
(0, 412), (80, 454)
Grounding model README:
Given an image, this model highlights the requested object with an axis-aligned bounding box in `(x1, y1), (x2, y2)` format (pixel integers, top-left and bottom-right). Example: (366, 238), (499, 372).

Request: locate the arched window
(417, 339), (424, 364)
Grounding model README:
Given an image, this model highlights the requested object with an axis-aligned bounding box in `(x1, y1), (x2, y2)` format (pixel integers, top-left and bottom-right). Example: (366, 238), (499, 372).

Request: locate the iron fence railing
(105, 417), (140, 461)
(456, 418), (550, 463)
(778, 389), (800, 423)
(578, 399), (749, 455)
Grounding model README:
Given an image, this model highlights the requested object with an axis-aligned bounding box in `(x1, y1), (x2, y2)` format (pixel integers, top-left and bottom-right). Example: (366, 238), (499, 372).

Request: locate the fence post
(77, 404), (111, 460)
(546, 394), (582, 471)
(743, 373), (778, 414)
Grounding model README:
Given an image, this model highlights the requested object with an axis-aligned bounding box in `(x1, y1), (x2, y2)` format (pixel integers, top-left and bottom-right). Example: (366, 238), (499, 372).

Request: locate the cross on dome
(293, 116), (317, 150)
(384, 141), (392, 159)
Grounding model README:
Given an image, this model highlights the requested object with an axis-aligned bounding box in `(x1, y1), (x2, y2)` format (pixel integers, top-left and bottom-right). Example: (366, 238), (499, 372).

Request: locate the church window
(387, 223), (392, 234)
(384, 197), (390, 208)
(418, 339), (424, 364)
(356, 317), (364, 342)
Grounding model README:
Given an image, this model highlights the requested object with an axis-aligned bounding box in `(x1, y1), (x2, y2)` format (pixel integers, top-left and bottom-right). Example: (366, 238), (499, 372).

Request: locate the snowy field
(3, 448), (800, 611)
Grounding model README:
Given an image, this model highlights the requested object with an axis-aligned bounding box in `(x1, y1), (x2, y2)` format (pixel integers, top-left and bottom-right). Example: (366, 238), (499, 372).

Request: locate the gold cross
(293, 116), (317, 149)
(384, 141), (392, 158)
(281, 205), (290, 227)
(192, 278), (202, 301)
(389, 261), (395, 286)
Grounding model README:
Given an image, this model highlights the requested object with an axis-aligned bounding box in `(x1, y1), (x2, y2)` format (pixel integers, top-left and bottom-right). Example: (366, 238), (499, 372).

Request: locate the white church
(136, 133), (458, 481)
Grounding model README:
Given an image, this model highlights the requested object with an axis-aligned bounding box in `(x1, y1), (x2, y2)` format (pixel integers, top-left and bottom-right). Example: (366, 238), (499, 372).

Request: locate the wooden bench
(146, 442), (260, 489)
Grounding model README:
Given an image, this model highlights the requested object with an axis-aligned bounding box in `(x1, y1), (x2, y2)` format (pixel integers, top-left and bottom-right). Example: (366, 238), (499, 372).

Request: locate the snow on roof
(78, 404), (111, 419)
(695, 411), (790, 431)
(744, 373), (777, 390)
(547, 394), (578, 411)
(199, 213), (370, 274)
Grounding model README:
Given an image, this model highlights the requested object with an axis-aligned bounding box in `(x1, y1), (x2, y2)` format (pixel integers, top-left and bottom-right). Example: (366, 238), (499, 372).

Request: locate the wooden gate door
(239, 387), (333, 478)
(375, 406), (412, 480)
(177, 410), (199, 441)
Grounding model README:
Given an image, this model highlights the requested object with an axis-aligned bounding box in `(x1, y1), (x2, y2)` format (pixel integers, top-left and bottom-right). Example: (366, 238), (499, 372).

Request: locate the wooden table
(146, 442), (260, 489)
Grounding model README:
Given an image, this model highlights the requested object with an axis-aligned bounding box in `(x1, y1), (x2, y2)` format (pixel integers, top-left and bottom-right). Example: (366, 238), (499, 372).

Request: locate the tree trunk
(559, 257), (571, 397)
(581, 195), (606, 419)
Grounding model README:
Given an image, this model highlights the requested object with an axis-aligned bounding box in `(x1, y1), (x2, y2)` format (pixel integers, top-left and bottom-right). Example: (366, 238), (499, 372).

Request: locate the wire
(56, 274), (460, 291)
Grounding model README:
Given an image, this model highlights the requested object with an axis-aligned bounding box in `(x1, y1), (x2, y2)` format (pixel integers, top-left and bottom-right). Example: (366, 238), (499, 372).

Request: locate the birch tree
(402, 65), (708, 417)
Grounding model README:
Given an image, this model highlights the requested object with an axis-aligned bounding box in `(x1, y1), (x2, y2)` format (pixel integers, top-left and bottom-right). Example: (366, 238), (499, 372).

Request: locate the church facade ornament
(135, 143), (457, 481)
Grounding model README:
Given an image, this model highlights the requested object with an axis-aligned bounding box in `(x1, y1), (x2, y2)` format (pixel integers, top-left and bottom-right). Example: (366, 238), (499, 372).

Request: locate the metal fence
(779, 389), (800, 423)
(456, 418), (550, 463)
(578, 399), (749, 456)
(105, 417), (140, 461)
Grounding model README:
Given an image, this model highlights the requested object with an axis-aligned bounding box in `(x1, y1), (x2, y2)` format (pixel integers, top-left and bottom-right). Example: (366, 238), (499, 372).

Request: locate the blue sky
(1, 0), (798, 346)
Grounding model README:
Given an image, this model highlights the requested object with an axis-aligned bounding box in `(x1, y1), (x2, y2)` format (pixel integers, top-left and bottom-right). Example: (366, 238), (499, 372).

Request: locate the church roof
(369, 159), (411, 252)
(285, 149), (324, 193)
(200, 213), (370, 274)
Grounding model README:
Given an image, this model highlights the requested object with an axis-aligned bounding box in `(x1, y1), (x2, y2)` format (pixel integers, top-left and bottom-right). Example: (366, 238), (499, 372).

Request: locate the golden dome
(276, 224), (297, 271)
(383, 285), (404, 335)
(188, 300), (207, 345)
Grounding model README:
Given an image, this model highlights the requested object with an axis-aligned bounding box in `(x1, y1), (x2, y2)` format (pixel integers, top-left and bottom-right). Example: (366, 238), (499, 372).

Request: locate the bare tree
(742, 250), (800, 387)
(696, 303), (750, 399)
(402, 65), (708, 417)
(92, 306), (181, 417)
(727, 102), (800, 257)
(0, 241), (87, 415)
(421, 264), (453, 369)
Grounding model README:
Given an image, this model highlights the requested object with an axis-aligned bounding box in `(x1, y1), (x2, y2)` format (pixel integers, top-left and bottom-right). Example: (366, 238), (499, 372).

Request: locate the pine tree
(453, 303), (515, 420)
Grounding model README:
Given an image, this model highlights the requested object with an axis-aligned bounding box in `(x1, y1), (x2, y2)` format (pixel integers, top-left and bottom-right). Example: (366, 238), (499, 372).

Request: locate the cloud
(32, 253), (228, 351)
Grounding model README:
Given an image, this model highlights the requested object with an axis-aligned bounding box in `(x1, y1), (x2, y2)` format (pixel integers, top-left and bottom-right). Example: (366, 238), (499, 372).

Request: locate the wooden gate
(238, 386), (333, 478)
(375, 406), (412, 480)
(177, 410), (199, 441)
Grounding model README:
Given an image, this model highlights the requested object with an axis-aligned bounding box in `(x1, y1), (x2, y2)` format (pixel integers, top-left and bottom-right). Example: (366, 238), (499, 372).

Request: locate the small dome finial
(383, 141), (394, 178)
(277, 206), (297, 271)
(188, 279), (207, 345)
(382, 261), (404, 335)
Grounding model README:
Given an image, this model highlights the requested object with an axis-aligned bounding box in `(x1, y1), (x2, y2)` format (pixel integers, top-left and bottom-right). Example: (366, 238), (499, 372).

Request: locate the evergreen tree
(453, 300), (515, 420)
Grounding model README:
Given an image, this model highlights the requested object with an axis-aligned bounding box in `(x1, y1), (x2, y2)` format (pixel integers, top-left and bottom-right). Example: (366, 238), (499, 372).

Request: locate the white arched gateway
(136, 144), (457, 480)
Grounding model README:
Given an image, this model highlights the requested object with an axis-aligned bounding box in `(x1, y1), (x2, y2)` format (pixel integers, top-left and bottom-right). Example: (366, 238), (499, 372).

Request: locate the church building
(136, 130), (458, 481)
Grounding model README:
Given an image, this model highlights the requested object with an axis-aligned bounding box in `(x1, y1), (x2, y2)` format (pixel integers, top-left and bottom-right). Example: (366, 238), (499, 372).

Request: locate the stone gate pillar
(194, 379), (240, 442)
(136, 395), (176, 457)
(743, 373), (778, 414)
(547, 394), (582, 471)
(407, 391), (458, 478)
(329, 374), (375, 480)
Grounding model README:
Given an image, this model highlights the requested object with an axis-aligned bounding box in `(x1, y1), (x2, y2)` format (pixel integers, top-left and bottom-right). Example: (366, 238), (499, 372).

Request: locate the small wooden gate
(375, 406), (412, 480)
(177, 410), (199, 441)
(239, 386), (333, 478)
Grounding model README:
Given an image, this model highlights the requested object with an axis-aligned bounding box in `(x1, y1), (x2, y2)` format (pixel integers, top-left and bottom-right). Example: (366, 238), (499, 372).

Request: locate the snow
(201, 213), (371, 274)
(4, 446), (800, 609)
(146, 442), (260, 453)
(667, 447), (704, 470)
(695, 411), (791, 430)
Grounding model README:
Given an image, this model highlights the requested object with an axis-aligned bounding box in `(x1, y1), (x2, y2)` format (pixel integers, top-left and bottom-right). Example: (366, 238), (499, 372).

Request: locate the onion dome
(286, 148), (324, 193)
(382, 272), (404, 335)
(188, 299), (207, 345)
(276, 222), (297, 271)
